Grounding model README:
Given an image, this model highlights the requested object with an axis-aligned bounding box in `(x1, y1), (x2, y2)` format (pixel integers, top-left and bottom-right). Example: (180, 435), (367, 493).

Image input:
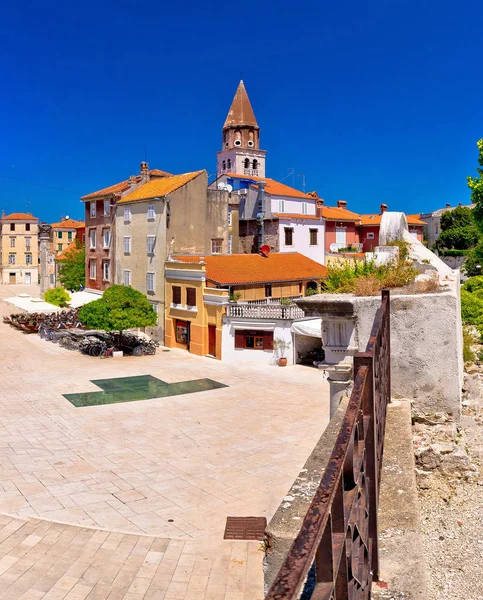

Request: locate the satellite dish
(330, 243), (339, 253)
(225, 184), (233, 193)
(218, 182), (228, 191)
(65, 215), (69, 220)
(260, 244), (270, 257)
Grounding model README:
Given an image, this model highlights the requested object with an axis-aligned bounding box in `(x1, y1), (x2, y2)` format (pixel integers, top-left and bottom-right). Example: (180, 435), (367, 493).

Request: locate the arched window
(222, 160), (226, 170)
(252, 159), (258, 171)
(244, 158), (250, 169)
(227, 159), (232, 169)
(234, 130), (242, 146)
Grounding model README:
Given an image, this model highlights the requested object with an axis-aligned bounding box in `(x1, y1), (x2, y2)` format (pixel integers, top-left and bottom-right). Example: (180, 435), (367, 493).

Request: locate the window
(147, 235), (156, 255)
(89, 259), (96, 279)
(58, 244), (63, 252)
(8, 254), (15, 264)
(284, 227), (293, 246)
(123, 236), (131, 254)
(222, 160), (226, 170)
(57, 231), (62, 239)
(9, 237), (15, 247)
(103, 261), (110, 281)
(25, 237), (31, 250)
(10, 223), (15, 232)
(68, 231), (72, 240)
(90, 202), (96, 218)
(104, 200), (110, 216)
(89, 229), (96, 249)
(147, 204), (155, 220)
(175, 320), (189, 344)
(279, 200), (285, 213)
(244, 158), (250, 169)
(228, 234), (232, 255)
(252, 159), (258, 172)
(309, 229), (318, 246)
(151, 302), (159, 324)
(227, 159), (232, 169)
(265, 284), (272, 297)
(103, 229), (111, 249)
(25, 224), (30, 232)
(172, 286), (181, 305)
(186, 287), (197, 307)
(234, 330), (274, 351)
(367, 232), (375, 240)
(211, 239), (222, 254)
(123, 270), (131, 286)
(228, 209), (232, 227)
(147, 272), (155, 293)
(302, 202), (307, 215)
(25, 253), (32, 265)
(124, 208), (131, 223)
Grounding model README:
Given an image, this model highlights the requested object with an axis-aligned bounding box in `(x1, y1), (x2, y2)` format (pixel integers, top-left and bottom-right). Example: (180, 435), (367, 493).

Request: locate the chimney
(140, 161), (149, 183)
(337, 200), (347, 209)
(316, 199), (324, 218)
(446, 203), (451, 208)
(459, 202), (462, 207)
(380, 203), (387, 214)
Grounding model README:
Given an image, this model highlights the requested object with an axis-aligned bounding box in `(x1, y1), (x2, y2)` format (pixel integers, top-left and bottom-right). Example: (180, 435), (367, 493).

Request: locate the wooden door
(9, 273), (16, 284)
(208, 325), (216, 357)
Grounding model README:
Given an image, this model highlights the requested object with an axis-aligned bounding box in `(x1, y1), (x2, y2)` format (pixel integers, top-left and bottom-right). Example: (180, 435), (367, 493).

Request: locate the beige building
(115, 170), (229, 340)
(49, 218), (85, 285)
(420, 202), (475, 248)
(0, 213), (39, 285)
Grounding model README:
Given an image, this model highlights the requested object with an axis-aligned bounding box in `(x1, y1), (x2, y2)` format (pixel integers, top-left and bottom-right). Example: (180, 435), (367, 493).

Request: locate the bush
(414, 273), (440, 293)
(279, 297), (292, 306)
(462, 276), (483, 295)
(439, 249), (471, 257)
(461, 289), (483, 324)
(44, 287), (71, 307)
(463, 326), (475, 363)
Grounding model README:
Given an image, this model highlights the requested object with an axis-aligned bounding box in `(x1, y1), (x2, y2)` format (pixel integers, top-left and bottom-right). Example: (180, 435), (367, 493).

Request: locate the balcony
(226, 304), (305, 320)
(243, 168), (259, 177)
(245, 295), (303, 305)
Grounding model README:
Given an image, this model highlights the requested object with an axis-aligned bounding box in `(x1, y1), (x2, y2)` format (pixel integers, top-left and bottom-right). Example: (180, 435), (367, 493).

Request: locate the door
(335, 228), (346, 248)
(25, 273), (31, 285)
(208, 325), (216, 357)
(9, 273), (16, 284)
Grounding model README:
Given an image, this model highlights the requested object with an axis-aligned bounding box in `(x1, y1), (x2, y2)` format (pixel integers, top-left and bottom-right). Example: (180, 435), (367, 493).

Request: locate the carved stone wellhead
(265, 290), (391, 600)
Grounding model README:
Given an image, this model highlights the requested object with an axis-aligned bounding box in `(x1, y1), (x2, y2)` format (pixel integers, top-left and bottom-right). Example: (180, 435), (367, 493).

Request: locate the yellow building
(50, 218), (85, 255)
(165, 261), (228, 359)
(0, 213), (39, 285)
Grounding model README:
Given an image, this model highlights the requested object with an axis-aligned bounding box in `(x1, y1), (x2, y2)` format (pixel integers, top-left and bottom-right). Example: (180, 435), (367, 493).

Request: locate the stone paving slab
(0, 287), (330, 598)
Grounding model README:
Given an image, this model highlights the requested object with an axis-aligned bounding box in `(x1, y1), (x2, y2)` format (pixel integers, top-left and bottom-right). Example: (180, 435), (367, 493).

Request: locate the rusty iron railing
(266, 290), (391, 600)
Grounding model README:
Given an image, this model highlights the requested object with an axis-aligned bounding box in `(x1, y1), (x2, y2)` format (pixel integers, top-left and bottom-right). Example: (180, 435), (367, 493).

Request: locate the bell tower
(217, 81), (266, 178)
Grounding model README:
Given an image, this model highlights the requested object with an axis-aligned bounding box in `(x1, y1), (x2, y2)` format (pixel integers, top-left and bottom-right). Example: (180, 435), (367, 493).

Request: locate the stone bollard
(324, 363), (353, 418)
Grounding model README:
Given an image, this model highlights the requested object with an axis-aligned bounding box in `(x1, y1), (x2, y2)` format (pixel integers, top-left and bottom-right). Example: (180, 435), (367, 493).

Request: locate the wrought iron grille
(266, 290), (391, 600)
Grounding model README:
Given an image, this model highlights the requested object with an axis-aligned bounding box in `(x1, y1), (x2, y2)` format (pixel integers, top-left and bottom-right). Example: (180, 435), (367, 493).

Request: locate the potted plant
(273, 338), (291, 367)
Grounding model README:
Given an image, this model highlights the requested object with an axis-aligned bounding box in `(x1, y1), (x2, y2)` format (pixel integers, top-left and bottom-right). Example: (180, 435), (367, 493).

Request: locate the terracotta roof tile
(321, 206), (361, 222)
(360, 213), (426, 226)
(119, 170), (205, 203)
(82, 180), (130, 200)
(273, 213), (322, 220)
(50, 219), (85, 229)
(226, 173), (314, 200)
(148, 169), (173, 177)
(406, 214), (426, 226)
(56, 240), (81, 260)
(172, 252), (327, 285)
(2, 212), (38, 221)
(223, 81), (258, 128)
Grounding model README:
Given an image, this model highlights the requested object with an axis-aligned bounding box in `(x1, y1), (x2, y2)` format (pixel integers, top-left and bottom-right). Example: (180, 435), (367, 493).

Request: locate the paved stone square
(0, 285), (330, 598)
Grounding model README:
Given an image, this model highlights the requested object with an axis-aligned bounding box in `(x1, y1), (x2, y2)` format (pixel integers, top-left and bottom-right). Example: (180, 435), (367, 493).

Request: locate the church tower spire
(217, 81), (266, 178)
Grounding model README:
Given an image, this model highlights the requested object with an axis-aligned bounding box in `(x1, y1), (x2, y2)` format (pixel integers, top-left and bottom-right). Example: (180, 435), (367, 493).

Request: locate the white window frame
(103, 229), (111, 249)
(103, 261), (110, 281)
(89, 229), (96, 249)
(146, 272), (155, 293)
(124, 269), (131, 286)
(90, 201), (96, 218)
(228, 234), (232, 255)
(279, 200), (285, 213)
(25, 253), (32, 265)
(367, 232), (375, 240)
(123, 236), (131, 254)
(147, 235), (156, 255)
(211, 239), (222, 254)
(8, 254), (15, 265)
(123, 208), (131, 223)
(89, 259), (96, 280)
(103, 199), (111, 216)
(228, 209), (232, 226)
(147, 204), (155, 220)
(150, 302), (159, 324)
(302, 202), (307, 215)
(309, 228), (318, 246)
(9, 237), (15, 248)
(25, 237), (31, 250)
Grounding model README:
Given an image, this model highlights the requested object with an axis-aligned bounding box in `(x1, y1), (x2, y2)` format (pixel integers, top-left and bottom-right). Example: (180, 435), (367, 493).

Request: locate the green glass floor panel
(64, 376), (227, 407)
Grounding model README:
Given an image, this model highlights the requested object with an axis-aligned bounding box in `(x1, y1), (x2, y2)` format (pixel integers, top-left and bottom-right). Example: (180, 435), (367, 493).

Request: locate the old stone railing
(265, 290), (391, 599)
(226, 304), (305, 320)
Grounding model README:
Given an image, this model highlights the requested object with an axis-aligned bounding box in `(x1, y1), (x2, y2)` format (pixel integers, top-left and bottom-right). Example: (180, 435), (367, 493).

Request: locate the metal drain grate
(223, 517), (267, 540)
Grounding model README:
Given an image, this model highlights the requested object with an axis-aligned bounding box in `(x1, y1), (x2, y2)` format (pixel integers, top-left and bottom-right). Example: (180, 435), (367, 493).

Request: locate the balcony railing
(245, 295), (303, 305)
(266, 290), (391, 599)
(226, 304), (305, 320)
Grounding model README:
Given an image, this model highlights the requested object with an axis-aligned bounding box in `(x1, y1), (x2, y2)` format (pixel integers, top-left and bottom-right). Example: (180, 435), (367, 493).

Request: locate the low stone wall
(297, 282), (463, 416)
(264, 396), (349, 592)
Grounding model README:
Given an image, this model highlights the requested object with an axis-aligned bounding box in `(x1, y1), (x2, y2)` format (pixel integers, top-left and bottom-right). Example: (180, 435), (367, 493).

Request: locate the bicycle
(100, 346), (116, 359)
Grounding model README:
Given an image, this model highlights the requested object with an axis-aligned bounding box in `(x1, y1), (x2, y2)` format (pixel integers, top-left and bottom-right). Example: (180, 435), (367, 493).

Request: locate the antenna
(144, 145), (147, 162)
(297, 173), (306, 192)
(281, 168), (295, 184)
(26, 198), (31, 212)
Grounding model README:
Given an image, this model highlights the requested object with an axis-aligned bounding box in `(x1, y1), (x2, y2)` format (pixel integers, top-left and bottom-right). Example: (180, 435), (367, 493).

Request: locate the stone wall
(297, 281), (463, 416)
(238, 219), (279, 254)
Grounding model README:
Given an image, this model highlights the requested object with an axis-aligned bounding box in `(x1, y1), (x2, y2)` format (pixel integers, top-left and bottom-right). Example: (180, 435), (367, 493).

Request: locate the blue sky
(1, 0), (483, 222)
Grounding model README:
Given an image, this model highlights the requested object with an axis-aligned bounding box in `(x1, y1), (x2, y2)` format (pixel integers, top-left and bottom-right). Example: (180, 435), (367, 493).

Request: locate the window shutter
(263, 331), (274, 350)
(235, 331), (245, 349)
(173, 286), (181, 304)
(187, 288), (196, 307)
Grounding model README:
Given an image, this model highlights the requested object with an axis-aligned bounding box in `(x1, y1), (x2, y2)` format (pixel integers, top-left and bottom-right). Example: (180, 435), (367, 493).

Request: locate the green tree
(434, 206), (479, 251)
(78, 285), (157, 341)
(467, 138), (483, 232)
(57, 246), (86, 291)
(44, 287), (71, 307)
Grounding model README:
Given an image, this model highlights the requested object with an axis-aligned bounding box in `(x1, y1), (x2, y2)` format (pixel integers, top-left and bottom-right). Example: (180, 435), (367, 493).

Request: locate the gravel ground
(414, 400), (483, 600)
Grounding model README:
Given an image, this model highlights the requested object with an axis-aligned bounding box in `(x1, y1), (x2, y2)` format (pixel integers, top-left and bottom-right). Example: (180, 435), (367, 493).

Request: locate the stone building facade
(0, 212), (39, 285)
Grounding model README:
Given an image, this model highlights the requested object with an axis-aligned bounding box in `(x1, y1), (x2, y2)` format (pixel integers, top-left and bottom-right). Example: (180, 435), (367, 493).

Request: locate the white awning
(291, 318), (322, 338)
(3, 296), (60, 314)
